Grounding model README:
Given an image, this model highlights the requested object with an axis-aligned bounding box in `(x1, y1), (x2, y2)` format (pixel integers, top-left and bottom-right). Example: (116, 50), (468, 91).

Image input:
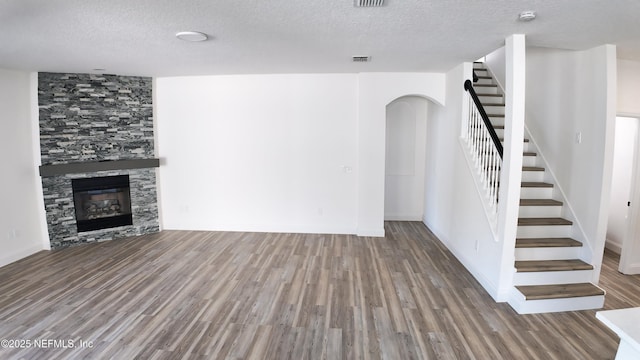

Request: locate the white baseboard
(164, 223), (358, 236)
(605, 240), (622, 254)
(0, 244), (46, 269)
(356, 227), (385, 237)
(444, 241), (502, 302)
(160, 222), (386, 238)
(384, 214), (423, 221)
(621, 263), (640, 275)
(422, 218), (448, 245)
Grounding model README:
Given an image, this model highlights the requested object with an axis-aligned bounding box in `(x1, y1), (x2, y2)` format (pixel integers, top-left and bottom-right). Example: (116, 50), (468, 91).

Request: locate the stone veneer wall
(38, 72), (159, 249)
(39, 73), (154, 164)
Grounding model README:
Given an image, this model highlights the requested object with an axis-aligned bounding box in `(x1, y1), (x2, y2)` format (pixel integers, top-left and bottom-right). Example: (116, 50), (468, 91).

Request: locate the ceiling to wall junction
(0, 0), (639, 76)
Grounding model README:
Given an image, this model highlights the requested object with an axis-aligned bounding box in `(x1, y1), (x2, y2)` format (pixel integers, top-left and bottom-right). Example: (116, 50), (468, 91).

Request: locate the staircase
(472, 62), (605, 314)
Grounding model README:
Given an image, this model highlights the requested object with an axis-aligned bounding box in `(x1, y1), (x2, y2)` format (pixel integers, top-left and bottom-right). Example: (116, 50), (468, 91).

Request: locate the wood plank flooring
(0, 221), (638, 359)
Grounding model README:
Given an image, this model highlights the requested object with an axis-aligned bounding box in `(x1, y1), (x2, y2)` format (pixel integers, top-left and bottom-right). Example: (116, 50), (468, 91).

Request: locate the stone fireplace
(38, 72), (159, 249)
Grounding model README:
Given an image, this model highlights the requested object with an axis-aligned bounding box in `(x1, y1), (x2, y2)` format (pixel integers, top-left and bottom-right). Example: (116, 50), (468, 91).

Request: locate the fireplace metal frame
(72, 175), (133, 232)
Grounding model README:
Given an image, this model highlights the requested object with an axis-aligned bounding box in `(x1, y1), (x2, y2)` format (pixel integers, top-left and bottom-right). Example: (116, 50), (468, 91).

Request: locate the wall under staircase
(472, 63), (606, 314)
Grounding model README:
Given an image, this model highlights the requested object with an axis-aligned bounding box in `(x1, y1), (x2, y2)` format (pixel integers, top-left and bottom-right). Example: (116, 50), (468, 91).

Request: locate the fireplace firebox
(72, 175), (133, 232)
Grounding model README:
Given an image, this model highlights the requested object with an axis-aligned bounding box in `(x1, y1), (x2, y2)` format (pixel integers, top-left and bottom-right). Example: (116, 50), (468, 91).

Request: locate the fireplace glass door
(72, 175), (133, 232)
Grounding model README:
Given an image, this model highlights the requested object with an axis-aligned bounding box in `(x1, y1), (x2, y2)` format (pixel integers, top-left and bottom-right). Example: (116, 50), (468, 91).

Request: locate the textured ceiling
(1, 0), (639, 77)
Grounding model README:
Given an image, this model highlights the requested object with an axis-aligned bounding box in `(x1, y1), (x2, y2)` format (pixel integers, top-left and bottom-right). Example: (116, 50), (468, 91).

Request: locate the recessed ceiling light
(518, 11), (537, 21)
(175, 31), (208, 42)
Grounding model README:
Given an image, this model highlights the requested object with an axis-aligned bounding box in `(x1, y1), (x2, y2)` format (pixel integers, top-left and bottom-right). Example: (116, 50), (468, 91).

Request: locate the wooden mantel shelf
(39, 158), (160, 177)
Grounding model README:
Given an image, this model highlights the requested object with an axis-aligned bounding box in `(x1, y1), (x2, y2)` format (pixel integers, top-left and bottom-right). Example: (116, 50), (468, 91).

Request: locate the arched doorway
(384, 96), (430, 220)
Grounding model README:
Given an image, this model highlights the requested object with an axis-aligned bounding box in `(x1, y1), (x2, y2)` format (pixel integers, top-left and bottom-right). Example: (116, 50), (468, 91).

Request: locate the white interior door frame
(618, 114), (640, 274)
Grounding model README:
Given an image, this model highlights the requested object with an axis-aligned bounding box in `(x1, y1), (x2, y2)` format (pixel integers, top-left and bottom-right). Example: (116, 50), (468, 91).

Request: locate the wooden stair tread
(524, 152), (537, 156)
(515, 259), (592, 272)
(490, 114), (506, 117)
(516, 283), (604, 300)
(520, 199), (562, 206)
(476, 93), (502, 97)
(523, 166), (544, 171)
(515, 237), (582, 248)
(499, 137), (529, 142)
(518, 217), (573, 226)
(476, 75), (492, 79)
(474, 84), (497, 87)
(522, 181), (553, 188)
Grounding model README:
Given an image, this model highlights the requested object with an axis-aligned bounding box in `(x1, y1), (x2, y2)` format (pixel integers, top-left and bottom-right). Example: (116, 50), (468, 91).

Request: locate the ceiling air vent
(352, 56), (371, 62)
(355, 0), (384, 7)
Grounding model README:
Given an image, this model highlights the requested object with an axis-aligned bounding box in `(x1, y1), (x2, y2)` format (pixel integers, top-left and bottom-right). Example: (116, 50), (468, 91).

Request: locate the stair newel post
(495, 34), (526, 300)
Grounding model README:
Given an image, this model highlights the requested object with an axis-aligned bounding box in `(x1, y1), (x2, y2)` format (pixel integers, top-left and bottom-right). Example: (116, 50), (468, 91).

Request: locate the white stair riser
(515, 246), (582, 261)
(478, 96), (504, 105)
(475, 86), (499, 95)
(491, 121), (505, 130)
(520, 187), (553, 199)
(513, 269), (593, 286)
(489, 116), (505, 124)
(510, 294), (605, 314)
(523, 156), (537, 167)
(521, 171), (544, 182)
(518, 205), (562, 218)
(517, 225), (572, 238)
(475, 78), (494, 85)
(499, 141), (530, 152)
(484, 105), (505, 115)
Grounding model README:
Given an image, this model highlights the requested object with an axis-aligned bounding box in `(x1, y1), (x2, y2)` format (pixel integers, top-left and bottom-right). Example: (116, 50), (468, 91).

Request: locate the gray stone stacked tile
(38, 72), (159, 249)
(42, 169), (159, 249)
(38, 73), (154, 165)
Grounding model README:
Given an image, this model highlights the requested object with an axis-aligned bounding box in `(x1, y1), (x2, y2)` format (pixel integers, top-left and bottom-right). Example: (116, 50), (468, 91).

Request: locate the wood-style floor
(1, 221), (639, 359)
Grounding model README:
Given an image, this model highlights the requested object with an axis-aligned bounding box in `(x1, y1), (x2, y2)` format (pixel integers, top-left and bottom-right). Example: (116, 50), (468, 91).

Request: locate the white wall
(485, 46), (506, 91)
(0, 69), (47, 267)
(356, 73), (446, 236)
(423, 93), (452, 240)
(423, 63), (507, 301)
(618, 59), (640, 115)
(155, 74), (359, 234)
(385, 96), (428, 220)
(525, 45), (617, 277)
(156, 73), (446, 235)
(616, 60), (640, 274)
(606, 117), (638, 253)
